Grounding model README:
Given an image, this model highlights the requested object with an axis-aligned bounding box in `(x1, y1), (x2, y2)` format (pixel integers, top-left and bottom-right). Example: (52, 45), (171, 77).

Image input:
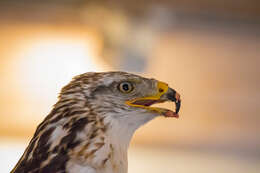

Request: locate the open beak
(126, 81), (181, 118)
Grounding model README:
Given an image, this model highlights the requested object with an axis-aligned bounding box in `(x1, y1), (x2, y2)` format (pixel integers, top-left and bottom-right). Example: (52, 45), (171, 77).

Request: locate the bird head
(60, 71), (181, 130)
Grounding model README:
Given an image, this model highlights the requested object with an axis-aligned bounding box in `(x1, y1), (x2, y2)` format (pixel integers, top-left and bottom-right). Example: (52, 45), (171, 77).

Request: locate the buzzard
(11, 71), (181, 173)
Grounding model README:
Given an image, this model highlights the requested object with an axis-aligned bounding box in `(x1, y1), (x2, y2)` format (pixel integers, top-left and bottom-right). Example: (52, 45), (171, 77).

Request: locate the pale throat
(105, 111), (157, 152)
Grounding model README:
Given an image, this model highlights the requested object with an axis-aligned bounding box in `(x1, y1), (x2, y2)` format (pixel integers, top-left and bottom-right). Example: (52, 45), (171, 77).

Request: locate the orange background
(0, 1), (259, 172)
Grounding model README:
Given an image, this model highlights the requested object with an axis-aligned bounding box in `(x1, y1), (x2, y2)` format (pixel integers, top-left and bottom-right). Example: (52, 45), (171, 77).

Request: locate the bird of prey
(11, 71), (181, 173)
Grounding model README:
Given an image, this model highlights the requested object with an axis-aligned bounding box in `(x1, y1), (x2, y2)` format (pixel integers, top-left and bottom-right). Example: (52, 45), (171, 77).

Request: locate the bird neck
(105, 111), (157, 153)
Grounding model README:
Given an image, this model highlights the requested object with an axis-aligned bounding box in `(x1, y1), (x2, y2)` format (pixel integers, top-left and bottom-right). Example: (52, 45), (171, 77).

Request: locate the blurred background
(0, 0), (259, 172)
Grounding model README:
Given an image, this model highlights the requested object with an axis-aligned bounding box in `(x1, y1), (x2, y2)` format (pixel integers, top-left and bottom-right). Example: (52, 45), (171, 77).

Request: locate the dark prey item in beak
(166, 88), (181, 114)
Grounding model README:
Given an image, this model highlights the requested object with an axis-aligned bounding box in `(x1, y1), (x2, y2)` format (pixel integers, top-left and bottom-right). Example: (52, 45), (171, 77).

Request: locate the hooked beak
(126, 81), (181, 118)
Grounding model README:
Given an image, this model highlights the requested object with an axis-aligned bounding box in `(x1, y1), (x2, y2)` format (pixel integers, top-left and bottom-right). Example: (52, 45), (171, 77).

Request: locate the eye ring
(118, 82), (134, 93)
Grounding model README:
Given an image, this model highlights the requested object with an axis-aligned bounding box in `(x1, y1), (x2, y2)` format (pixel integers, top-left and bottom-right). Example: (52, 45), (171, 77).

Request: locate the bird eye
(118, 82), (134, 93)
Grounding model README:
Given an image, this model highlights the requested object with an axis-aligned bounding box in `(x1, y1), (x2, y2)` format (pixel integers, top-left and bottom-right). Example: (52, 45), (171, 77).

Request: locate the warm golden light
(0, 1), (259, 171)
(14, 38), (102, 113)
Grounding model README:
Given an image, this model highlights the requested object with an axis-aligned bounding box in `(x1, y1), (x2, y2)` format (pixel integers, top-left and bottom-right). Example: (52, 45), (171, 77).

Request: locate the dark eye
(118, 82), (134, 93)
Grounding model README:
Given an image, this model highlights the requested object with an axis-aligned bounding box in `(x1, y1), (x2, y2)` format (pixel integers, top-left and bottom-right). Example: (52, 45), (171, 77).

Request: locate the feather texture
(11, 71), (180, 173)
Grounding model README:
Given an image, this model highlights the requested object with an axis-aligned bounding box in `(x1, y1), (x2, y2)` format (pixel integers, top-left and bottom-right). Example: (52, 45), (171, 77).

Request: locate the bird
(11, 71), (181, 173)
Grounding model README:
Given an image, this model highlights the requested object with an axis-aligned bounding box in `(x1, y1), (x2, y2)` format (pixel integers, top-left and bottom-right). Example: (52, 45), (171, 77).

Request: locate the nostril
(159, 88), (164, 93)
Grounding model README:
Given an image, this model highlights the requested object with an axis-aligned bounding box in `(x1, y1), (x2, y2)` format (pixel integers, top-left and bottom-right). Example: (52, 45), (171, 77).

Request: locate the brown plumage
(11, 71), (181, 173)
